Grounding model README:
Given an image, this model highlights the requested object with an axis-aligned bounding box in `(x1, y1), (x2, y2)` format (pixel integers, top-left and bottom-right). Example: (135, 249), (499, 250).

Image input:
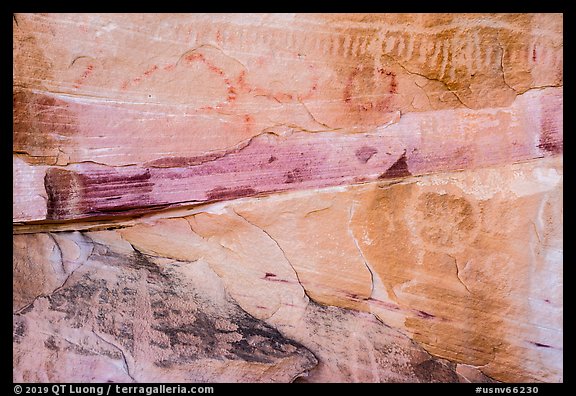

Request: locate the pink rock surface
(14, 87), (562, 222)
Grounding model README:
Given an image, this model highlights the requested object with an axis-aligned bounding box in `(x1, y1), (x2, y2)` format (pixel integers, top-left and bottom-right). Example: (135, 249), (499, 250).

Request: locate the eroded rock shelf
(13, 13), (562, 383)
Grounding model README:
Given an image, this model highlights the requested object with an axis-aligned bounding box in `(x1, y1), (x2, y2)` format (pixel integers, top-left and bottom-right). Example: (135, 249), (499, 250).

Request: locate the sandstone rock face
(13, 13), (562, 383)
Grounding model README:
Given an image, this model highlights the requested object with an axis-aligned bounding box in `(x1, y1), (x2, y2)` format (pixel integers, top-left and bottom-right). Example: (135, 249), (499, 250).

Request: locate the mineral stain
(379, 151), (411, 179)
(355, 146), (378, 163)
(206, 186), (256, 201)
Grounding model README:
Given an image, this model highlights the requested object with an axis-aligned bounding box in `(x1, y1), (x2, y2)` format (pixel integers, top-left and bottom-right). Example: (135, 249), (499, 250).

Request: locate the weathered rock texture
(13, 13), (562, 383)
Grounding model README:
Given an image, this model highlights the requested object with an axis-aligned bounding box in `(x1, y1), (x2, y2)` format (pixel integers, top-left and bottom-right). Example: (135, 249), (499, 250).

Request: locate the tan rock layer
(14, 229), (494, 383)
(14, 157), (562, 382)
(14, 236), (318, 383)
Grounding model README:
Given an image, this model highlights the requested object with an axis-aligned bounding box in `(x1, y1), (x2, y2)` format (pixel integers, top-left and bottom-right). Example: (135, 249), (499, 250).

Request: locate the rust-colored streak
(44, 167), (154, 220)
(146, 154), (226, 168)
(206, 186), (257, 201)
(536, 90), (563, 155)
(13, 91), (78, 160)
(44, 168), (84, 220)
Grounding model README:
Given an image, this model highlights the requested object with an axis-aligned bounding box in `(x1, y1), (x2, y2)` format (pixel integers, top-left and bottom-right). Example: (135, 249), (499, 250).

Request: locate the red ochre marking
(185, 53), (225, 77)
(133, 65), (158, 84)
(121, 64), (160, 90)
(236, 71), (250, 93)
(184, 52), (238, 109)
(73, 64), (94, 89)
(143, 65), (159, 77)
(242, 62), (318, 102)
(226, 81), (237, 102)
